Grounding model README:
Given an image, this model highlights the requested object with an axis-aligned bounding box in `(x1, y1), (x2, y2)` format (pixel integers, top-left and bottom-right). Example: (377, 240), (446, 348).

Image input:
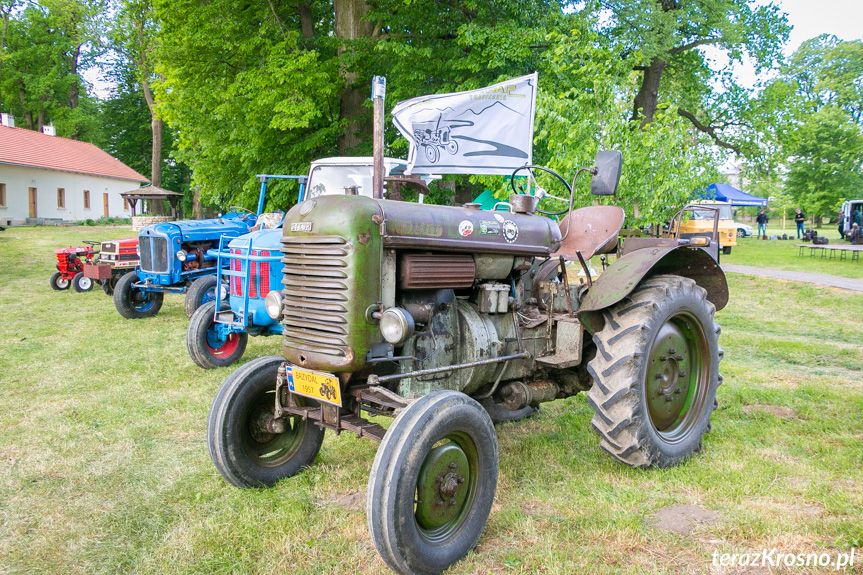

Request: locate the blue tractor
(113, 176), (304, 320)
(186, 157), (433, 368)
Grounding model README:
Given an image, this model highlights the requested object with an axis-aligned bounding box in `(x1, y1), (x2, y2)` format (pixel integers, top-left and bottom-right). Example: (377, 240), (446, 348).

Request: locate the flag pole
(372, 76), (386, 199)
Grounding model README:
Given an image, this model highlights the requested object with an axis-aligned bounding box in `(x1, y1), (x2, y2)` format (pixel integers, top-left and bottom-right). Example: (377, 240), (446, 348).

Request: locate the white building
(0, 123), (149, 227)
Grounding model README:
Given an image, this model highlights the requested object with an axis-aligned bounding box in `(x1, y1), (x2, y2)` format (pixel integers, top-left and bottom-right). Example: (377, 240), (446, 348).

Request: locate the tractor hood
(228, 228), (283, 252)
(141, 215), (253, 242)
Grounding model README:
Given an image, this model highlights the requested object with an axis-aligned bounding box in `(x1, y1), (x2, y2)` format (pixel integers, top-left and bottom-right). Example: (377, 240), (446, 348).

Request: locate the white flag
(392, 73), (538, 175)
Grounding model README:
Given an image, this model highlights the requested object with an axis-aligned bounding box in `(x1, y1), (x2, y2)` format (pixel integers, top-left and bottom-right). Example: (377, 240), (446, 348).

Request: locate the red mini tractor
(83, 238), (140, 295)
(50, 242), (100, 292)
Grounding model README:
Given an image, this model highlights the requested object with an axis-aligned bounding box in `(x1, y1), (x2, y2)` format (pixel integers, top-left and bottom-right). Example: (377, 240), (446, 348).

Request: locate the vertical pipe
(256, 176), (268, 215)
(372, 76), (386, 199)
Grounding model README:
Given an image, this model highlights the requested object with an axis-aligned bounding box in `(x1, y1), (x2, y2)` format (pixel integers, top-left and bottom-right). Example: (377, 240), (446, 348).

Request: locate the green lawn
(1, 226), (861, 574)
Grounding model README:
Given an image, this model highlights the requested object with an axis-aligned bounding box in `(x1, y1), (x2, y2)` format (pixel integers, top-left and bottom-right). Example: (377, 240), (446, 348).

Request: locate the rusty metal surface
(621, 237), (678, 255)
(379, 199), (562, 256)
(578, 245), (729, 320)
(369, 352), (529, 385)
(399, 253), (475, 290)
(553, 205), (625, 261)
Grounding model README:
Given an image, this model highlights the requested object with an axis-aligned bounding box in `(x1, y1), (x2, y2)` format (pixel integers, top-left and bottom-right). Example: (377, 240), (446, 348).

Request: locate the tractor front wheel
(184, 275), (221, 318)
(50, 272), (70, 291)
(187, 301), (248, 369)
(72, 272), (93, 292)
(207, 356), (324, 487)
(113, 272), (163, 319)
(367, 390), (498, 575)
(586, 274), (722, 468)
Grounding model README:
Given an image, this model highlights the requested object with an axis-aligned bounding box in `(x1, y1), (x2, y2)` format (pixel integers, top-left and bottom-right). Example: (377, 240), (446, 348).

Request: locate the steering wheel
(83, 240), (101, 247)
(228, 205), (257, 221)
(509, 165), (573, 216)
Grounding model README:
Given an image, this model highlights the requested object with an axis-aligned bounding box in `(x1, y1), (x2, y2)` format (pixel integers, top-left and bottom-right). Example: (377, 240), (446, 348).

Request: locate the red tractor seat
(552, 205), (625, 261)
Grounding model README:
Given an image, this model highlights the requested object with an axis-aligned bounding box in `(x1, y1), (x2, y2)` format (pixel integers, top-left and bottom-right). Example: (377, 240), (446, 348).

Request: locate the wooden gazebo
(121, 185), (184, 219)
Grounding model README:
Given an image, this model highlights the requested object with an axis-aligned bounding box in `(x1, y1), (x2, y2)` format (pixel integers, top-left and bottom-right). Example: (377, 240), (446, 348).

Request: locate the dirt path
(721, 264), (863, 293)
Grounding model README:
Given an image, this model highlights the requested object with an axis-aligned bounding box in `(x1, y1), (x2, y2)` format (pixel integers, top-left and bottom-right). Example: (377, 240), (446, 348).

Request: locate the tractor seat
(253, 212), (284, 231)
(552, 205), (625, 261)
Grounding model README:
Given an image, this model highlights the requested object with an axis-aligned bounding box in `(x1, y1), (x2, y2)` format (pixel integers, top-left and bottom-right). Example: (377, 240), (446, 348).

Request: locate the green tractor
(207, 152), (727, 575)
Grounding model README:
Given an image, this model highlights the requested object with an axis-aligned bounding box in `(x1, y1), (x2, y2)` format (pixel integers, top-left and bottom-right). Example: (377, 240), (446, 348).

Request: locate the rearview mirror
(590, 150), (622, 196)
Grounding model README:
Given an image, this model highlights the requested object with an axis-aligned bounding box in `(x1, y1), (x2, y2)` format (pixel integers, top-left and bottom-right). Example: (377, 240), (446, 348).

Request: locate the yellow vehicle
(671, 201), (737, 254)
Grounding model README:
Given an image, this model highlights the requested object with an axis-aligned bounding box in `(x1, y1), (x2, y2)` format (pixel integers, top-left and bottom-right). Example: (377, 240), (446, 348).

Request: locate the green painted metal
(644, 311), (709, 442)
(280, 194), (383, 373)
(413, 433), (477, 542)
(415, 442), (470, 530)
(577, 245), (728, 333)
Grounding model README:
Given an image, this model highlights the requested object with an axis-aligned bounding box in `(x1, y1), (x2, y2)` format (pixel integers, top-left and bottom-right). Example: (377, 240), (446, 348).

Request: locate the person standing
(854, 207), (862, 227)
(756, 209), (769, 238)
(794, 208), (806, 239)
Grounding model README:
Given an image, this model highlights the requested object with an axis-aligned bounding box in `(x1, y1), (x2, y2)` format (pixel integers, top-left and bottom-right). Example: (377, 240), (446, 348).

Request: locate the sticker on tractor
(287, 366), (342, 406)
(291, 222), (313, 232)
(493, 213), (505, 223)
(479, 220), (500, 235)
(502, 220), (519, 243)
(458, 220), (474, 236)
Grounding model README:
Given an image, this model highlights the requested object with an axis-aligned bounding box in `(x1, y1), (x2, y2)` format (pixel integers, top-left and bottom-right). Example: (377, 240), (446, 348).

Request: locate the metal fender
(577, 245), (728, 334)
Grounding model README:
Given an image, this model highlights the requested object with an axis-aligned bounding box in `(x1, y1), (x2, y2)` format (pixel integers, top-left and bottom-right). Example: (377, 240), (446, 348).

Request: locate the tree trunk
(334, 0), (372, 154)
(69, 44), (81, 110)
(192, 187), (203, 219)
(632, 58), (667, 128)
(19, 87), (33, 130)
(141, 76), (165, 214)
(298, 2), (314, 41)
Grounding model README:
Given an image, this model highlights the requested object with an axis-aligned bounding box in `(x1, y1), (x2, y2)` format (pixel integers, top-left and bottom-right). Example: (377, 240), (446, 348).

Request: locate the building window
(83, 190), (90, 210)
(123, 198), (129, 211)
(0, 183), (6, 207)
(57, 188), (65, 209)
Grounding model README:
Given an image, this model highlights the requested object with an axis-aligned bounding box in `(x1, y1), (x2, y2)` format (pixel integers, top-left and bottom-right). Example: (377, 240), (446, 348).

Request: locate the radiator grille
(139, 236), (169, 273)
(280, 236), (350, 358)
(230, 249), (271, 298)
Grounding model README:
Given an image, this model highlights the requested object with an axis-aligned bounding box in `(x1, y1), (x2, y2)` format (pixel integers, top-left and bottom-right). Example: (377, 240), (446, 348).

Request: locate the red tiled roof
(0, 124), (149, 182)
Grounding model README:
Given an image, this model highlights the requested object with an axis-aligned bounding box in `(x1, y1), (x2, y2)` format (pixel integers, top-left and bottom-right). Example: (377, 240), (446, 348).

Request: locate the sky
(721, 0), (863, 89)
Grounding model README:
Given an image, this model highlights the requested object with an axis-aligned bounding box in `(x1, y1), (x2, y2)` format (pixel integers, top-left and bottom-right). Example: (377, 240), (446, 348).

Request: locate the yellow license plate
(286, 366), (342, 406)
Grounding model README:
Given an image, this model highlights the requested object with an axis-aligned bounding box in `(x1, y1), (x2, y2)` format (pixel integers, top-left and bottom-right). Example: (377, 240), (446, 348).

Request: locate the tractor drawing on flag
(413, 116), (458, 163)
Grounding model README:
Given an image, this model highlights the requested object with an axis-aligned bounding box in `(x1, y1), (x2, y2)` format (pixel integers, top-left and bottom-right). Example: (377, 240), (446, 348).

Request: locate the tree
(0, 0), (105, 139)
(594, 0), (789, 153)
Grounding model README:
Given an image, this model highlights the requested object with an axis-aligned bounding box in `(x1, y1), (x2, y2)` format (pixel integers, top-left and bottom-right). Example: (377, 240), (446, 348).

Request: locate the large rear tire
(368, 390), (498, 575)
(187, 301), (248, 369)
(207, 356), (324, 487)
(184, 275), (220, 318)
(113, 271), (163, 319)
(586, 274), (722, 468)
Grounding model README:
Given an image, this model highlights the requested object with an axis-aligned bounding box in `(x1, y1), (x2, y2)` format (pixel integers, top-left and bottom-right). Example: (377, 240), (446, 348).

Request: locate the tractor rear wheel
(184, 275), (221, 318)
(50, 272), (70, 291)
(187, 301), (248, 369)
(113, 271), (163, 319)
(586, 274), (721, 468)
(207, 356), (324, 487)
(368, 390), (498, 575)
(71, 272), (93, 292)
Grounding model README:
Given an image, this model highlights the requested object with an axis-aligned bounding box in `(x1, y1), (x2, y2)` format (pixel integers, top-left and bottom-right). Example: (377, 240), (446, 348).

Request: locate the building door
(28, 187), (37, 217)
(103, 193), (109, 218)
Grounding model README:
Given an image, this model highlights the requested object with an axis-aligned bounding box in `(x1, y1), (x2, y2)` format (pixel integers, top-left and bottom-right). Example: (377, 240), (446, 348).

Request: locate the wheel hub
(415, 443), (470, 530)
(646, 324), (693, 431)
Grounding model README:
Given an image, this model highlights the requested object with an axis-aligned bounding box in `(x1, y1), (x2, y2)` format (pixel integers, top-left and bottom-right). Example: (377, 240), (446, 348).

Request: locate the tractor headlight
(380, 307), (415, 345)
(176, 249), (188, 261)
(265, 290), (283, 319)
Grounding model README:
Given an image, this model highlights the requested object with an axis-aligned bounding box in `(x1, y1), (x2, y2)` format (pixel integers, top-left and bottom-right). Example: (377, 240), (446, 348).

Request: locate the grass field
(1, 226), (861, 574)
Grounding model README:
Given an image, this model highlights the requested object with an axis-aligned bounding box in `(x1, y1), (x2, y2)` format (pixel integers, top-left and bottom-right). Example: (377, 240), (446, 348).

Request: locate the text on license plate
(286, 366), (341, 406)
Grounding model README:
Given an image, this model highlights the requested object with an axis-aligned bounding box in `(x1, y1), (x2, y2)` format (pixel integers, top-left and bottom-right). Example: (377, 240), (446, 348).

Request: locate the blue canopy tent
(699, 183), (768, 207)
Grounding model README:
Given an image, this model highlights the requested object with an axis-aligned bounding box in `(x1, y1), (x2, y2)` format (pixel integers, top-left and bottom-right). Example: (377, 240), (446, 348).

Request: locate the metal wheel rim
(414, 431), (477, 543)
(56, 278), (70, 289)
(79, 277), (92, 290)
(205, 322), (240, 356)
(242, 390), (304, 466)
(644, 311), (710, 444)
(131, 290), (156, 312)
